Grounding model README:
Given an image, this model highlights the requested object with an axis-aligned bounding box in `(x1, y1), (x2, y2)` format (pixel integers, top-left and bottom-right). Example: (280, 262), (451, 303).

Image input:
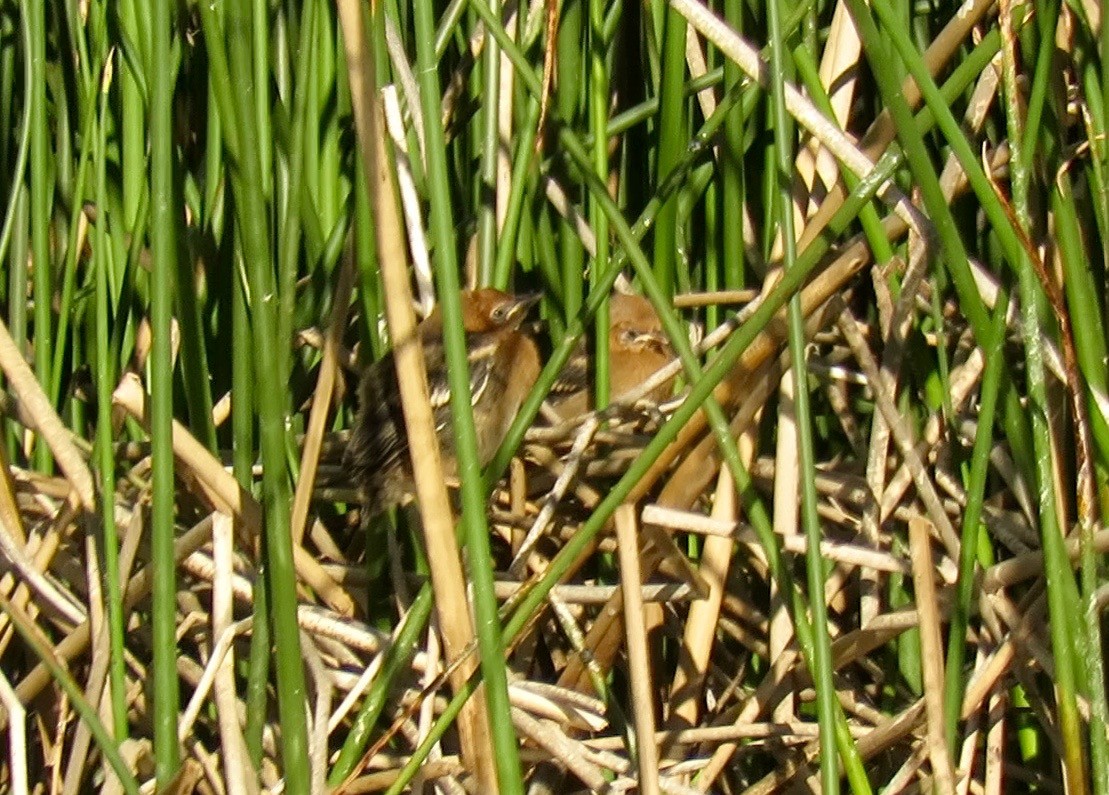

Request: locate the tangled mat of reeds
(0, 270), (1097, 793)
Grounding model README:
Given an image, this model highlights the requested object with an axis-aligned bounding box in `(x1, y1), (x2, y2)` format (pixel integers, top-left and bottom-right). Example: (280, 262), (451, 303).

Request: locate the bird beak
(507, 292), (542, 323)
(638, 330), (671, 353)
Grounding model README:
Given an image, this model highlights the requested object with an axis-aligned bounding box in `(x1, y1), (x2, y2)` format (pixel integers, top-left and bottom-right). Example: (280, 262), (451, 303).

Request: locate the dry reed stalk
(614, 504), (662, 795)
(0, 317), (94, 511)
(289, 256), (355, 547)
(335, 0), (494, 785)
(665, 443), (745, 734)
(211, 512), (257, 795)
(908, 516), (957, 793)
(769, 369), (799, 720)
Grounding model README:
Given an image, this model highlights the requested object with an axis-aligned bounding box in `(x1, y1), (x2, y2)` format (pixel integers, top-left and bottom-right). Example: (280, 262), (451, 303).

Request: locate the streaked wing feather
(345, 353), (408, 476)
(550, 346), (589, 396)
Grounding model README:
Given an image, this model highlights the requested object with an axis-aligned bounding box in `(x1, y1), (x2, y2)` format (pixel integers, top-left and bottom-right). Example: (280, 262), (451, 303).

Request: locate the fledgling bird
(550, 293), (675, 419)
(345, 289), (541, 519)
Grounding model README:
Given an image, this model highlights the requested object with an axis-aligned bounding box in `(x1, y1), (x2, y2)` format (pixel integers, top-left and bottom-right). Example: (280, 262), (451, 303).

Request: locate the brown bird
(550, 293), (675, 419)
(345, 289), (541, 518)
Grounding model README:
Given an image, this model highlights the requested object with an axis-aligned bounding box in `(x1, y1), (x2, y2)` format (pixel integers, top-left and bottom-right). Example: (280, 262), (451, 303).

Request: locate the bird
(549, 293), (675, 419)
(345, 289), (541, 519)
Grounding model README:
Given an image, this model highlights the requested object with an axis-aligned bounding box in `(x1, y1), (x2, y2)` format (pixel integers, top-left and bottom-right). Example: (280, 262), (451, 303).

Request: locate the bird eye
(490, 304), (510, 323)
(620, 328), (639, 345)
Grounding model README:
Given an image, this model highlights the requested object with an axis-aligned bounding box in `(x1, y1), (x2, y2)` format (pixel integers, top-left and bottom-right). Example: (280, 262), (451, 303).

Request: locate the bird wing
(549, 339), (590, 397)
(463, 335), (500, 407)
(344, 350), (409, 478)
(423, 334), (500, 429)
(346, 331), (506, 478)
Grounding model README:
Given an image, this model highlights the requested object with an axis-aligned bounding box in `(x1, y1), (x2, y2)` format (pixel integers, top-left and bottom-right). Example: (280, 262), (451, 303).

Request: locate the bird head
(612, 322), (671, 355)
(463, 289), (541, 332)
(609, 294), (671, 354)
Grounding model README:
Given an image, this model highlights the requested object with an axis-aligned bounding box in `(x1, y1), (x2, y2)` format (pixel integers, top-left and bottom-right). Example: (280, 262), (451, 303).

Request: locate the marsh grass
(0, 0), (1106, 792)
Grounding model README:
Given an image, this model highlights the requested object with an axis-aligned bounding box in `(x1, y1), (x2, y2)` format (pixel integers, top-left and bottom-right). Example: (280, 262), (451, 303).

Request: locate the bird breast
(473, 330), (541, 463)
